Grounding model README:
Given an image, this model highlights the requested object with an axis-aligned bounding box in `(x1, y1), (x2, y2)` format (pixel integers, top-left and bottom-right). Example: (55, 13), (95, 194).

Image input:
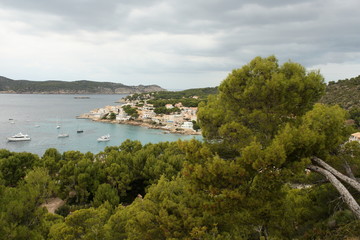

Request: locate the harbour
(0, 94), (201, 155)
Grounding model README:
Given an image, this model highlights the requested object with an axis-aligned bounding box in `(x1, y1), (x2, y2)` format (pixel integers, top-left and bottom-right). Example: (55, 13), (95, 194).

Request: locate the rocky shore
(77, 114), (201, 135)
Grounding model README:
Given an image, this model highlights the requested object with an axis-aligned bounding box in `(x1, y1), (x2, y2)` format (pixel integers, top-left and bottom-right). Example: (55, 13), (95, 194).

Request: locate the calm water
(0, 94), (201, 156)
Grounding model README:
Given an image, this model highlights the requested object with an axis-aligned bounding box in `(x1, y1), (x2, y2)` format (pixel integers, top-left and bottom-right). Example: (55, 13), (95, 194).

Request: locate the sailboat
(58, 133), (69, 138)
(57, 119), (68, 138)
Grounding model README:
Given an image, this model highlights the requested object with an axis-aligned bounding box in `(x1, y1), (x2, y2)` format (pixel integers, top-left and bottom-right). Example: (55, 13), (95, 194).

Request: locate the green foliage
(126, 87), (218, 108)
(153, 106), (181, 114)
(108, 112), (116, 120)
(198, 55), (325, 155)
(122, 105), (139, 118)
(49, 205), (111, 240)
(41, 148), (62, 177)
(349, 106), (360, 127)
(192, 120), (201, 131)
(93, 184), (119, 208)
(0, 168), (55, 239)
(2, 56), (360, 239)
(320, 74), (360, 110)
(0, 150), (40, 186)
(127, 87), (217, 101)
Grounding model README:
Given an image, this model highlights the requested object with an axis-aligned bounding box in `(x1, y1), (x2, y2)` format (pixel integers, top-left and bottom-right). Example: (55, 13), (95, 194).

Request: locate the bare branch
(307, 164), (360, 219)
(312, 156), (360, 192)
(343, 160), (356, 180)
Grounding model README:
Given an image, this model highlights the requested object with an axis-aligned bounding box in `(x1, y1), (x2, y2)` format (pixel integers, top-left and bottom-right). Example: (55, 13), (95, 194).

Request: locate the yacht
(7, 132), (31, 142)
(58, 133), (69, 138)
(97, 134), (110, 142)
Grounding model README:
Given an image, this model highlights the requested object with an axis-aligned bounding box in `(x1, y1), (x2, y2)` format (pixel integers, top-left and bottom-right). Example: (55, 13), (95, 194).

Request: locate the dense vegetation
(151, 87), (218, 99)
(125, 87), (218, 108)
(0, 76), (164, 94)
(320, 75), (360, 110)
(122, 105), (139, 119)
(2, 56), (360, 239)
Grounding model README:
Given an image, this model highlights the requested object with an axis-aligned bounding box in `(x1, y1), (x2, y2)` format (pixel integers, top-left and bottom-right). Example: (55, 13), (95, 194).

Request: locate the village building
(139, 110), (156, 119)
(175, 102), (183, 108)
(181, 121), (194, 130)
(165, 104), (174, 109)
(349, 132), (360, 142)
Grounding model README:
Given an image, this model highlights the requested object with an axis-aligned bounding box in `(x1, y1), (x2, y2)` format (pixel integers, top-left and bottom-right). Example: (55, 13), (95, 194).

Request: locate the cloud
(0, 0), (359, 89)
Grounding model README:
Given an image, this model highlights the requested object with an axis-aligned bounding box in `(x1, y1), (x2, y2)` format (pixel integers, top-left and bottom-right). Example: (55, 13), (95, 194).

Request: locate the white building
(181, 121), (194, 130)
(349, 132), (360, 142)
(140, 110), (156, 119)
(165, 104), (174, 109)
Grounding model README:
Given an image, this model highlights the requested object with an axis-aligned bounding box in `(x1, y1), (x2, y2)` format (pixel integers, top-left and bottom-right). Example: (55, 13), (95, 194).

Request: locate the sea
(0, 94), (201, 156)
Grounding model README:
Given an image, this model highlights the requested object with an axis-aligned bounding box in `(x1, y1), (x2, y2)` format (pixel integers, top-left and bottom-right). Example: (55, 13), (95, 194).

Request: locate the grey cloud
(0, 0), (359, 87)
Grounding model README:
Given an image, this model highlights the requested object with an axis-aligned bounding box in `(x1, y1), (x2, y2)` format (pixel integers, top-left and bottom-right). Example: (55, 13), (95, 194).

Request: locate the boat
(58, 133), (69, 138)
(56, 125), (61, 129)
(74, 96), (90, 99)
(7, 132), (31, 142)
(97, 134), (110, 142)
(77, 130), (84, 133)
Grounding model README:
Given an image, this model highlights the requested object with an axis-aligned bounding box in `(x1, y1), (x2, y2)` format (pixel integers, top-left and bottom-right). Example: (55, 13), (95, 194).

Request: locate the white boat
(58, 133), (69, 138)
(7, 132), (31, 142)
(56, 125), (61, 129)
(97, 134), (110, 142)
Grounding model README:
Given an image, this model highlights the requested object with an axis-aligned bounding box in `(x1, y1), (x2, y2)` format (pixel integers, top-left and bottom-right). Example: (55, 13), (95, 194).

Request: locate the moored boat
(58, 133), (69, 138)
(97, 134), (110, 142)
(7, 132), (31, 142)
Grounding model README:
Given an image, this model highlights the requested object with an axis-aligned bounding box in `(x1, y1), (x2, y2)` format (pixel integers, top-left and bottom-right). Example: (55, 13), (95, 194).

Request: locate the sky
(0, 0), (359, 90)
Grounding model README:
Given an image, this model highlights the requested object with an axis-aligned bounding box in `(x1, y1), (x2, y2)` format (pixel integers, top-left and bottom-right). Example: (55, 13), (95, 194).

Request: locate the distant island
(0, 76), (165, 94)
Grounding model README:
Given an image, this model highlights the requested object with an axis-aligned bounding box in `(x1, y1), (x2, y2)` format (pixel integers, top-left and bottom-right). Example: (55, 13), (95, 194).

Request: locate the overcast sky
(0, 0), (359, 89)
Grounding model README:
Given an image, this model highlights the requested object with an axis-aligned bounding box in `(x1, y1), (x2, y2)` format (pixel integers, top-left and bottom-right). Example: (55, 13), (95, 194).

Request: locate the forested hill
(0, 76), (165, 94)
(320, 75), (360, 109)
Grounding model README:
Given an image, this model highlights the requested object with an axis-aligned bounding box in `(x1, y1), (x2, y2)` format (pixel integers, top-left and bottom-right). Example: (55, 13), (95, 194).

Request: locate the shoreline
(77, 115), (201, 136)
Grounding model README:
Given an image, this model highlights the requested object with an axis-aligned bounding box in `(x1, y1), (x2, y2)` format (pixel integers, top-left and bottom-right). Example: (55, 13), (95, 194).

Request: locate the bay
(0, 94), (201, 156)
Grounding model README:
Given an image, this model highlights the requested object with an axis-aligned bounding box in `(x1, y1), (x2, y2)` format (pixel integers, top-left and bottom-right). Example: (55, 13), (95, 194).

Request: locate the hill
(124, 87), (218, 107)
(0, 76), (165, 94)
(150, 87), (218, 99)
(320, 75), (360, 109)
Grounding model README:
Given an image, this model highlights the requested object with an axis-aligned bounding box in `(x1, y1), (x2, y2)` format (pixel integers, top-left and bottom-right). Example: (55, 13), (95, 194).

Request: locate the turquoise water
(0, 94), (201, 156)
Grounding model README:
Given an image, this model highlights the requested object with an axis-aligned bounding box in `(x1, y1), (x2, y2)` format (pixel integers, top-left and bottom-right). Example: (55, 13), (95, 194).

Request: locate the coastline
(77, 114), (201, 136)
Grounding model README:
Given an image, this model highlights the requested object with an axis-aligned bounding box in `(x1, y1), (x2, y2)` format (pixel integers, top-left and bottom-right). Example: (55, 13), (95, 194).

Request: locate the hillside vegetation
(0, 76), (165, 94)
(125, 87), (218, 107)
(320, 75), (360, 109)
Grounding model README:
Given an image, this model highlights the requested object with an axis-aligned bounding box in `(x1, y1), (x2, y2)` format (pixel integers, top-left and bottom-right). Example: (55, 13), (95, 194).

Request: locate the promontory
(0, 76), (165, 94)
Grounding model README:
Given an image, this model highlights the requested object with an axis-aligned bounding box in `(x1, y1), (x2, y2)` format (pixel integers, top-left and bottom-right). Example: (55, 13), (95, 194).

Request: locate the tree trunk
(307, 164), (360, 219)
(311, 157), (360, 192)
(343, 160), (356, 180)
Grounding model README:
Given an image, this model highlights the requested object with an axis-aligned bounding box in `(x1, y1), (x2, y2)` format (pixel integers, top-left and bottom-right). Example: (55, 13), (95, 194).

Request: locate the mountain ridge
(0, 76), (165, 94)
